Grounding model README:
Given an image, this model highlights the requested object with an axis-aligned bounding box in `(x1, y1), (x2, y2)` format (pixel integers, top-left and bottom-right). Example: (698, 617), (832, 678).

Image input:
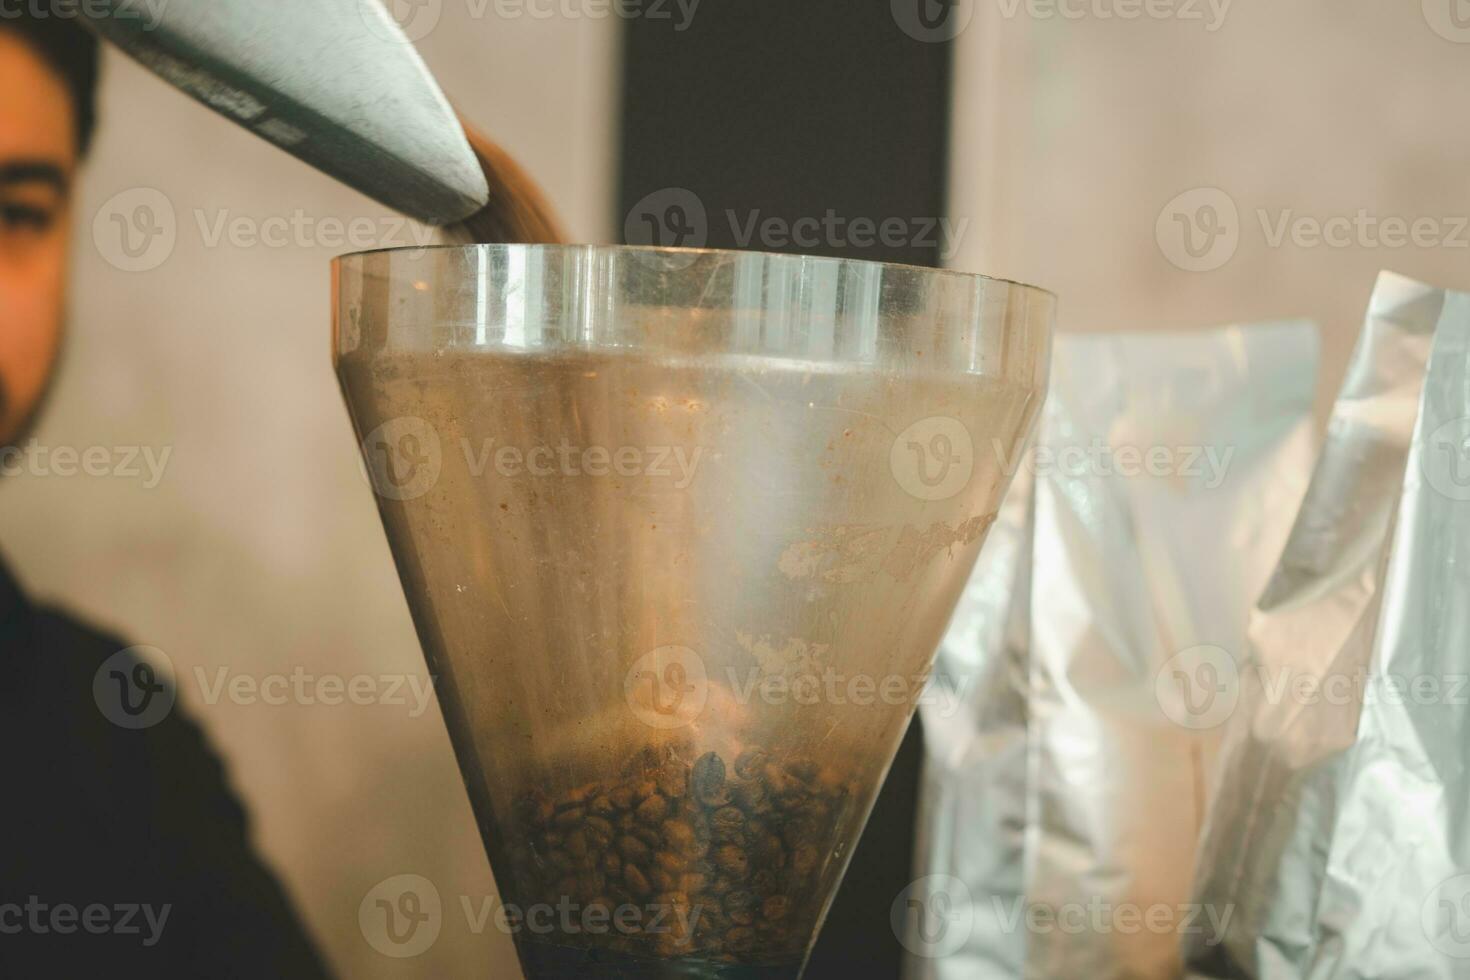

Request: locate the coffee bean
(663, 819), (698, 855)
(724, 889), (756, 926)
(733, 750), (767, 781)
(619, 835), (652, 865)
(585, 815), (614, 847)
(636, 794), (670, 825)
(511, 745), (854, 966)
(691, 752), (729, 807)
(791, 843), (819, 877)
(713, 844), (749, 877)
(624, 863), (652, 897)
(553, 806), (586, 830)
(657, 761), (688, 800)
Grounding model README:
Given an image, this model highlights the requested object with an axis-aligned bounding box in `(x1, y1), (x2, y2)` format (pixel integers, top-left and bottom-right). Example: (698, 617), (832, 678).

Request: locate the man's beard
(0, 323), (67, 459)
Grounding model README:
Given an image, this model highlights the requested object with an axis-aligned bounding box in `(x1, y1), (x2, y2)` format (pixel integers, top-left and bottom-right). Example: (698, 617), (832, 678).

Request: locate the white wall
(950, 0), (1470, 417)
(0, 6), (618, 978)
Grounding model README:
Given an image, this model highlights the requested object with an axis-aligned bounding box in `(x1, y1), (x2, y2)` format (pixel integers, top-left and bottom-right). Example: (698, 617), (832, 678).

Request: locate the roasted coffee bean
(657, 761), (688, 800)
(624, 863), (652, 897)
(654, 849), (688, 874)
(713, 844), (749, 877)
(619, 835), (652, 864)
(724, 889), (756, 926)
(733, 749), (768, 781)
(622, 745), (660, 777)
(752, 832), (785, 867)
(512, 745), (855, 966)
(636, 793), (669, 825)
(585, 815), (614, 847)
(563, 782), (602, 807)
(663, 819), (698, 855)
(785, 757), (818, 782)
(691, 752), (730, 807)
(553, 806), (586, 830)
(712, 806), (745, 832)
(731, 779), (766, 812)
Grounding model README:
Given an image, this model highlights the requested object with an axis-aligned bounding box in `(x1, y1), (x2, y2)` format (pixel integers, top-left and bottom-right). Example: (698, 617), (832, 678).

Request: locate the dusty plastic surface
(334, 244), (1052, 978)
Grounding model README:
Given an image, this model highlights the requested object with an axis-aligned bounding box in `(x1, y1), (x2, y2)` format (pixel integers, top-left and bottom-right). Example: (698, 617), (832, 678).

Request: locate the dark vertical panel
(618, 5), (955, 977)
(618, 2), (953, 266)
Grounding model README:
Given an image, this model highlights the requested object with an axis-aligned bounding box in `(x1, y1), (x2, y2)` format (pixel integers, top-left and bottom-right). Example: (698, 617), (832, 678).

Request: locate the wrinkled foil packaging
(1186, 272), (1470, 978)
(908, 322), (1320, 979)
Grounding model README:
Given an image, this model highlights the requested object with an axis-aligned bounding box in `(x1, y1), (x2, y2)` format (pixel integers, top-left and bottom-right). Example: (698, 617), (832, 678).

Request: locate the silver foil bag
(1186, 272), (1470, 978)
(908, 323), (1319, 980)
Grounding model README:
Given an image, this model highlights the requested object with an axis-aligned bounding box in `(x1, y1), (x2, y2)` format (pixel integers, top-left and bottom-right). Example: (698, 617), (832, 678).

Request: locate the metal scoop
(80, 0), (489, 226)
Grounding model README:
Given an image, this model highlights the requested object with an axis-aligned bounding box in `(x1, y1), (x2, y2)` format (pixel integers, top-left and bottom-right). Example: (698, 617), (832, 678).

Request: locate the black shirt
(0, 555), (330, 978)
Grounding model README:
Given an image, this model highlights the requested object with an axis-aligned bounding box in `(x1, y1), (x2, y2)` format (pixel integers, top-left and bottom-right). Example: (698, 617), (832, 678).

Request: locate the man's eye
(0, 203), (55, 233)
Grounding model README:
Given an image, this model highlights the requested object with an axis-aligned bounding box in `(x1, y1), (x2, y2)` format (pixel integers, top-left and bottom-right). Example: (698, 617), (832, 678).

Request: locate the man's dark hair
(2, 12), (100, 156)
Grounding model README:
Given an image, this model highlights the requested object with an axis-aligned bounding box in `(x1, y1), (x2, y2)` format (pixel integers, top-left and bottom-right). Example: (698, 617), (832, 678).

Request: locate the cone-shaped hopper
(334, 245), (1051, 978)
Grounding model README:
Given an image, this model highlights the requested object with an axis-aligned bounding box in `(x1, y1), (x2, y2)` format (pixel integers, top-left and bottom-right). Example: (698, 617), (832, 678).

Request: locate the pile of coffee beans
(506, 745), (858, 965)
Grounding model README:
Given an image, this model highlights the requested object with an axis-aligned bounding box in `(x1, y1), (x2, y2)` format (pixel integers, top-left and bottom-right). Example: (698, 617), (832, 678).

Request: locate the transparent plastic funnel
(334, 245), (1052, 978)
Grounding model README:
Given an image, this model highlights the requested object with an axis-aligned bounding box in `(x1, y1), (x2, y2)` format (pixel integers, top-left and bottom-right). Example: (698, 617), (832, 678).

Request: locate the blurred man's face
(0, 31), (77, 446)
